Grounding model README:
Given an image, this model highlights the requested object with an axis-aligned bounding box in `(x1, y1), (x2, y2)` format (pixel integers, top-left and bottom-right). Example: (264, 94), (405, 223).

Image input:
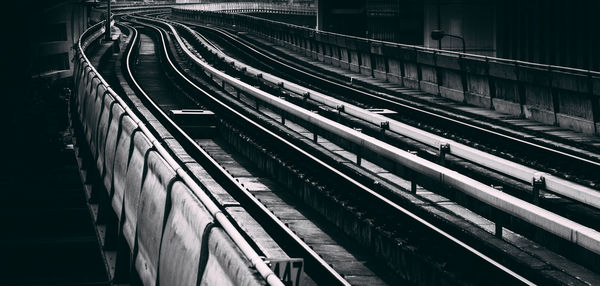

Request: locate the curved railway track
(148, 16), (600, 238)
(164, 20), (600, 232)
(184, 23), (600, 194)
(150, 13), (600, 276)
(122, 18), (359, 286)
(74, 11), (600, 285)
(119, 15), (543, 285)
(189, 22), (600, 181)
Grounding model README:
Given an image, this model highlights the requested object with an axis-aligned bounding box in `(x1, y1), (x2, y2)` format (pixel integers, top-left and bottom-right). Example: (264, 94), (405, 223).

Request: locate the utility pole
(105, 0), (111, 40)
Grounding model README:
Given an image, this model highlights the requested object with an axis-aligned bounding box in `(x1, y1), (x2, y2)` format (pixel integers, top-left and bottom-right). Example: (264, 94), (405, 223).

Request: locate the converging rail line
(191, 23), (600, 183)
(122, 18), (349, 285)
(136, 12), (548, 281)
(175, 22), (600, 214)
(129, 13), (538, 285)
(146, 14), (600, 257)
(70, 6), (600, 286)
(141, 12), (600, 282)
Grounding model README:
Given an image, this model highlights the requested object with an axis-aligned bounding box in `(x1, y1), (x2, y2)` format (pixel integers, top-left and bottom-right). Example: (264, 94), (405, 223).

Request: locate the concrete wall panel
(552, 71), (590, 93)
(416, 51), (435, 66)
(466, 75), (492, 108)
(463, 58), (488, 75)
(557, 90), (593, 120)
(349, 51), (360, 72)
(525, 85), (553, 110)
(135, 151), (175, 286)
(492, 98), (522, 115)
(435, 54), (460, 70)
(440, 86), (465, 102)
(339, 48), (350, 69)
(370, 42), (383, 56)
(359, 52), (372, 76)
(199, 229), (262, 286)
(494, 79), (519, 102)
(122, 132), (153, 250)
(159, 181), (214, 286)
(441, 70), (463, 91)
(523, 85), (555, 124)
(403, 62), (420, 89)
(387, 59), (402, 84)
(519, 68), (550, 86)
(420, 65), (437, 83)
(488, 62), (517, 80)
(373, 56), (387, 80)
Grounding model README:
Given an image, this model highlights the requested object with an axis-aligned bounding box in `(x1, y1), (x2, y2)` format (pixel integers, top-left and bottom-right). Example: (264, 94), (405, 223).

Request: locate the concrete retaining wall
(173, 8), (600, 135)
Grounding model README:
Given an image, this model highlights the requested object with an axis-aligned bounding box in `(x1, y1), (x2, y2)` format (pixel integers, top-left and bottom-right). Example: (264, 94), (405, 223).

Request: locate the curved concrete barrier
(110, 115), (137, 215)
(200, 228), (262, 286)
(77, 68), (92, 118)
(79, 70), (93, 129)
(135, 151), (177, 286)
(85, 78), (103, 154)
(75, 67), (87, 111)
(73, 19), (282, 286)
(122, 131), (153, 249)
(99, 103), (125, 187)
(159, 181), (214, 286)
(90, 86), (109, 158)
(95, 94), (115, 176)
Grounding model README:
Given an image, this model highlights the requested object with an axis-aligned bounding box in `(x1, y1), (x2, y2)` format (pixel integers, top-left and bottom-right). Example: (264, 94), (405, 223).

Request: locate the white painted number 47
(268, 258), (303, 286)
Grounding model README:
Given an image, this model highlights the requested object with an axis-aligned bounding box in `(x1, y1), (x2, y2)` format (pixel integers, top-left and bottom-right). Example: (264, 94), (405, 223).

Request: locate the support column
(316, 0), (322, 31)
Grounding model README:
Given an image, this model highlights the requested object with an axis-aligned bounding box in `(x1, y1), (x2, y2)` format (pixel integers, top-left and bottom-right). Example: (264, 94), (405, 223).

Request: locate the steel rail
(77, 18), (284, 286)
(181, 23), (600, 211)
(140, 15), (600, 257)
(132, 15), (537, 285)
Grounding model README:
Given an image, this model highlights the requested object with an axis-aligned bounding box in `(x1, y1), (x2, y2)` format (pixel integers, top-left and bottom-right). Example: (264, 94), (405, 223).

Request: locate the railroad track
(182, 22), (600, 194)
(122, 19), (351, 285)
(95, 13), (600, 285)
(120, 14), (544, 281)
(176, 18), (600, 193)
(163, 20), (600, 233)
(186, 21), (600, 186)
(165, 14), (600, 221)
